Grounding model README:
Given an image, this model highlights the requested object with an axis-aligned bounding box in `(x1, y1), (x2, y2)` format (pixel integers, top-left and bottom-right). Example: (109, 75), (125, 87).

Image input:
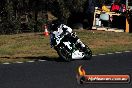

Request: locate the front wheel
(56, 46), (72, 62)
(83, 46), (92, 60)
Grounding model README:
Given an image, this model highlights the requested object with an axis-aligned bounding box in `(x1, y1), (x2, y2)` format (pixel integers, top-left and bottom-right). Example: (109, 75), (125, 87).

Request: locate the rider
(49, 20), (85, 49)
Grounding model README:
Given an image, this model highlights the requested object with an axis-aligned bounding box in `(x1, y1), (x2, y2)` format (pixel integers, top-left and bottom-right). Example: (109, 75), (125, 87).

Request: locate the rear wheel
(56, 46), (72, 62)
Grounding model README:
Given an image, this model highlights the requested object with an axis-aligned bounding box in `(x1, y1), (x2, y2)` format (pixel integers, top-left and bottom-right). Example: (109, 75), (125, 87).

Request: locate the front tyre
(56, 46), (72, 62)
(83, 46), (92, 60)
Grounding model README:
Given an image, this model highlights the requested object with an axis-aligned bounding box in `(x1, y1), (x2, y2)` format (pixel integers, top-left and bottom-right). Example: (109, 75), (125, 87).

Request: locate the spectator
(84, 0), (95, 30)
(111, 1), (120, 12)
(102, 3), (110, 12)
(119, 4), (126, 13)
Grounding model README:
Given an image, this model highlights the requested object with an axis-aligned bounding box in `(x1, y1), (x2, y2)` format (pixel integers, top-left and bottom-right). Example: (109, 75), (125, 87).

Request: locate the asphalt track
(0, 52), (132, 88)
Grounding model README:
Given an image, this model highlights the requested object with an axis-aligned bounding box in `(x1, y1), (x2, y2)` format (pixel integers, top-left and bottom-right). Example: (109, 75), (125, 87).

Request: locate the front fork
(71, 32), (85, 48)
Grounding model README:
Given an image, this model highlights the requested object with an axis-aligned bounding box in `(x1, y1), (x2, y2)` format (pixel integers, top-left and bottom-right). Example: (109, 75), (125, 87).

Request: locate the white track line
(3, 63), (10, 64)
(98, 54), (106, 56)
(1, 51), (131, 65)
(16, 62), (23, 64)
(115, 52), (122, 54)
(38, 60), (46, 62)
(124, 51), (131, 53)
(107, 53), (114, 55)
(27, 61), (35, 63)
(92, 55), (97, 57)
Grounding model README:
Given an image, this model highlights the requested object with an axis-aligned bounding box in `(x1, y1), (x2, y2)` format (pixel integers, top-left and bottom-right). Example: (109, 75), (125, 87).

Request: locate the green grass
(0, 30), (132, 63)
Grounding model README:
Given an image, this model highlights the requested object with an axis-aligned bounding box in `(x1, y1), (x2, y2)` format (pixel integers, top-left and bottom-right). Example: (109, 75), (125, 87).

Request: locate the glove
(62, 27), (67, 33)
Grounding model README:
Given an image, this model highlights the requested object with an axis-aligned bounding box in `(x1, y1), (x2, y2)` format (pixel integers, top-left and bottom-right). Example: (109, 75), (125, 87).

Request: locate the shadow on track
(23, 56), (65, 62)
(22, 56), (83, 62)
(1, 55), (88, 63)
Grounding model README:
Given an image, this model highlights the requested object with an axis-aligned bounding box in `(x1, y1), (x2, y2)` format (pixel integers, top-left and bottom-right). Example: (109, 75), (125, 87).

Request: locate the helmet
(50, 20), (61, 31)
(50, 23), (60, 31)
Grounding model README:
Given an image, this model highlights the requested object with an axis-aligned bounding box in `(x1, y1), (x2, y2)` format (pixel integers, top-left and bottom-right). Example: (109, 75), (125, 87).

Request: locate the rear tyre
(83, 46), (92, 60)
(56, 46), (72, 62)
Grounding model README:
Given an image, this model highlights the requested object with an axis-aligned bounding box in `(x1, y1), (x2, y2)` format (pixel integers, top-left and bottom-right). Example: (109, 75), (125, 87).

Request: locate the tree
(0, 0), (114, 34)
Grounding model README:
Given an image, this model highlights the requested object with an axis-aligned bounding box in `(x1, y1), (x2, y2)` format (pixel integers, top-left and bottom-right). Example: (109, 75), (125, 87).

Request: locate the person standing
(84, 0), (95, 30)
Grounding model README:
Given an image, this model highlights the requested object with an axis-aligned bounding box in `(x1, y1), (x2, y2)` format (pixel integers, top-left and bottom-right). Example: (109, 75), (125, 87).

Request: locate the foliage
(0, 0), (114, 34)
(0, 0), (47, 34)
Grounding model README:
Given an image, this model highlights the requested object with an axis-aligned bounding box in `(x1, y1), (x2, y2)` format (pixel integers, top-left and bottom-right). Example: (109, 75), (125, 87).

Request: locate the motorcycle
(50, 24), (92, 61)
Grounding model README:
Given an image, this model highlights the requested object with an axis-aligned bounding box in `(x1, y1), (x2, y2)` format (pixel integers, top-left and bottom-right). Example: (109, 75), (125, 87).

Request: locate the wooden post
(126, 15), (129, 33)
(125, 0), (130, 33)
(92, 8), (97, 29)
